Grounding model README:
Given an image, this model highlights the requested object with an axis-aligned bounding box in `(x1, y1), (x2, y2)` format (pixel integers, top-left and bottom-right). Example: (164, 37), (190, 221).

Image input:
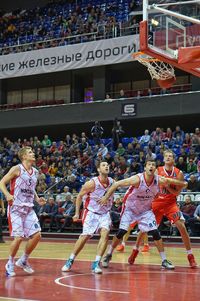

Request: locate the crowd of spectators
(1, 123), (200, 235)
(0, 0), (142, 55)
(0, 0), (198, 56)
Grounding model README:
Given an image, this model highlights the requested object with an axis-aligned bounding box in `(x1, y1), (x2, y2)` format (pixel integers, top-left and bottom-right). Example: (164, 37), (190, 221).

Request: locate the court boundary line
(55, 269), (200, 294)
(0, 257), (198, 269)
(0, 297), (40, 301)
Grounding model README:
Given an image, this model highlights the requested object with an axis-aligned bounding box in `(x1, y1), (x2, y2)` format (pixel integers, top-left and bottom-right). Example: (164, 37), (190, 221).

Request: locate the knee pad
(116, 229), (127, 239)
(148, 229), (161, 241)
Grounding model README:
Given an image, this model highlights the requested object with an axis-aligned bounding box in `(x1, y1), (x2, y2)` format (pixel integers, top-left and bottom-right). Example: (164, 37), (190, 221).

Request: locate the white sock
(21, 253), (29, 262)
(107, 245), (114, 255)
(69, 254), (76, 260)
(9, 256), (14, 263)
(186, 250), (192, 255)
(122, 241), (125, 247)
(95, 255), (101, 262)
(160, 252), (166, 261)
(133, 246), (139, 250)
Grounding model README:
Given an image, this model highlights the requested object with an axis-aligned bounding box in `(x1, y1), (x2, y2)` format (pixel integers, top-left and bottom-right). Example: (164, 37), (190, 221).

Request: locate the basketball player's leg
(5, 207), (24, 276)
(130, 211), (174, 269)
(117, 222), (137, 252)
(102, 208), (134, 268)
(62, 211), (98, 272)
(141, 233), (150, 252)
(15, 209), (42, 274)
(165, 205), (197, 268)
(96, 228), (110, 257)
(24, 231), (41, 255)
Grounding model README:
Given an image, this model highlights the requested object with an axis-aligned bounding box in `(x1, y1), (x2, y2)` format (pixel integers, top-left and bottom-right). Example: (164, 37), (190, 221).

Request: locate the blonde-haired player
(0, 147), (46, 276)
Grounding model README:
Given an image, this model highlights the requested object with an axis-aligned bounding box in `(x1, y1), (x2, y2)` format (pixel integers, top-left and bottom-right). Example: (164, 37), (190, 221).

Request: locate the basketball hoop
(133, 52), (176, 88)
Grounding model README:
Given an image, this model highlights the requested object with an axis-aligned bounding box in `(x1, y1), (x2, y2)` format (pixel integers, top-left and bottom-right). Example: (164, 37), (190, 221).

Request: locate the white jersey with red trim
(84, 176), (114, 214)
(10, 164), (38, 207)
(123, 173), (159, 215)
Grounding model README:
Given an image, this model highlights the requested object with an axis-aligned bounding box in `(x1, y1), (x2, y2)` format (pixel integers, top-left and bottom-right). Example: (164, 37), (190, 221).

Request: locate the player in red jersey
(152, 150), (197, 268)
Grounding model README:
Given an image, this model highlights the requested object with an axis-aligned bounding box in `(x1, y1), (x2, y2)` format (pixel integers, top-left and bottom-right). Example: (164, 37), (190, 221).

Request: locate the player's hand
(73, 214), (79, 221)
(99, 196), (108, 206)
(183, 181), (188, 189)
(6, 194), (14, 206)
(37, 197), (46, 206)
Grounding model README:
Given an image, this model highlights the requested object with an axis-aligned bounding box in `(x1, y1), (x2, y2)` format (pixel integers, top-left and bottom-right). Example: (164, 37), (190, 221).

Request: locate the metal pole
(143, 0), (149, 21)
(155, 0), (200, 7)
(151, 4), (200, 25)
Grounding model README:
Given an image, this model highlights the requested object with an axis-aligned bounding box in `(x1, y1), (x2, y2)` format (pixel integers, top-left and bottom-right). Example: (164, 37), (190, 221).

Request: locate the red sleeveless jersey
(155, 165), (181, 203)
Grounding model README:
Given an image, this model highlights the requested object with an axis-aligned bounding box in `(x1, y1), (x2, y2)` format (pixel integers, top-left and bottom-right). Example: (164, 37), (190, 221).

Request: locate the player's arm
(73, 180), (95, 220)
(159, 172), (187, 196)
(0, 166), (20, 205)
(99, 175), (140, 205)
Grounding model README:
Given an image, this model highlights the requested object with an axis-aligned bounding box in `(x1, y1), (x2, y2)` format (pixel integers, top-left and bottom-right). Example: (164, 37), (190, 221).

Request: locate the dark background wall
(0, 91), (199, 140)
(0, 0), (51, 11)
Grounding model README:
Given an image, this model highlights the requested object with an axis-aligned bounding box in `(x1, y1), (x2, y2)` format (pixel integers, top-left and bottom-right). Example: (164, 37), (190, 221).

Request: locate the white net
(135, 53), (175, 80)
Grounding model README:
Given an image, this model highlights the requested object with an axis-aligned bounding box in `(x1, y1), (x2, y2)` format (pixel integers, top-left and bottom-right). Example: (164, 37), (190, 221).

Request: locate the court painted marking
(0, 297), (39, 301)
(55, 269), (199, 294)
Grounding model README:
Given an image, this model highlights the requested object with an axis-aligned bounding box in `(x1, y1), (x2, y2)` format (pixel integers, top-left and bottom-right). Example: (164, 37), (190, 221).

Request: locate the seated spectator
(118, 89), (126, 99)
(105, 94), (112, 101)
(139, 129), (151, 145)
(42, 135), (52, 147)
(151, 127), (164, 144)
(176, 156), (187, 173)
(48, 162), (58, 177)
(116, 143), (126, 156)
(172, 125), (185, 141)
(56, 186), (72, 203)
(39, 196), (58, 232)
(128, 160), (141, 175)
(180, 195), (196, 221)
(97, 143), (108, 158)
(187, 175), (200, 192)
(146, 147), (156, 161)
(183, 133), (192, 148)
(79, 137), (89, 154)
(110, 195), (122, 228)
(188, 204), (200, 236)
(164, 127), (173, 142)
(56, 196), (76, 232)
(186, 158), (197, 174)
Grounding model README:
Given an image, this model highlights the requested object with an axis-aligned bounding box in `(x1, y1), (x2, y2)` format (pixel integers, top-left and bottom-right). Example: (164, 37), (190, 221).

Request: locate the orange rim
(133, 51), (160, 62)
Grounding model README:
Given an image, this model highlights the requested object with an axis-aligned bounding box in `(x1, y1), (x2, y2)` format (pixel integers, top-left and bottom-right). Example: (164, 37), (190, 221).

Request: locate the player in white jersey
(61, 160), (114, 274)
(100, 160), (187, 269)
(0, 147), (46, 277)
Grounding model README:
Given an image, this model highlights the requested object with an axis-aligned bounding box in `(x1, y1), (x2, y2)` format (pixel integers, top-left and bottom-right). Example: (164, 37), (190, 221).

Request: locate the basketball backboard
(140, 0), (200, 77)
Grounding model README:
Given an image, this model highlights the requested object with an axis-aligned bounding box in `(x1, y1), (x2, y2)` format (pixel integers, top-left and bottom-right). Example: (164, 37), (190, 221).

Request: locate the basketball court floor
(0, 238), (199, 301)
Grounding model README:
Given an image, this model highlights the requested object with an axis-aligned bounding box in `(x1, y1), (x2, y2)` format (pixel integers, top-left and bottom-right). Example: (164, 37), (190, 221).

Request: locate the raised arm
(159, 172), (187, 196)
(99, 175), (140, 205)
(0, 166), (20, 205)
(73, 180), (95, 220)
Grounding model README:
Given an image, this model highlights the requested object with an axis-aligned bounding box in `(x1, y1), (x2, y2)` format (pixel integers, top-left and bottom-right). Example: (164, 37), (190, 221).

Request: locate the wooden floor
(0, 238), (199, 301)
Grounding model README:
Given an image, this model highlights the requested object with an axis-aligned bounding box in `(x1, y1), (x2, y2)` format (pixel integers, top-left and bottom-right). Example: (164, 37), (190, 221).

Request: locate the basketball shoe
(61, 258), (74, 272)
(161, 259), (175, 270)
(92, 261), (102, 274)
(116, 244), (125, 252)
(102, 254), (112, 268)
(188, 254), (197, 268)
(141, 244), (150, 252)
(5, 262), (16, 277)
(16, 258), (34, 274)
(128, 249), (139, 265)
